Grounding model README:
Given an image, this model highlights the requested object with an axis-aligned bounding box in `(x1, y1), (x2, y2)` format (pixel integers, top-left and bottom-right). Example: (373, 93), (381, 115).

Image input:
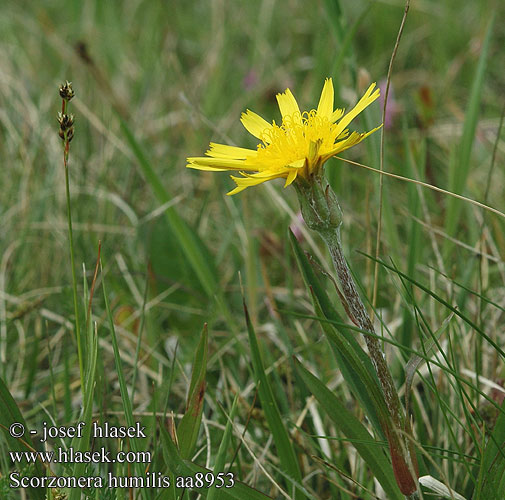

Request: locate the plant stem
(294, 176), (403, 428)
(321, 226), (420, 497)
(62, 99), (85, 391)
(295, 176), (418, 495)
(319, 227), (404, 428)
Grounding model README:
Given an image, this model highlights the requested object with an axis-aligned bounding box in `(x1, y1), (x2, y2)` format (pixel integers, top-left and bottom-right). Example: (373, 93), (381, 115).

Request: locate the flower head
(187, 78), (381, 195)
(59, 81), (75, 101)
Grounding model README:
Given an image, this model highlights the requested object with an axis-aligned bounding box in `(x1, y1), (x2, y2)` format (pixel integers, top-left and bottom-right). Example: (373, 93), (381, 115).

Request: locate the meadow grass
(0, 0), (504, 499)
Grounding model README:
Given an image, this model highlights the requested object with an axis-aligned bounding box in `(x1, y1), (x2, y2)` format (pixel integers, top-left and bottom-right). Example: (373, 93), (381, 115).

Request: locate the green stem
(62, 100), (85, 391)
(294, 176), (403, 427)
(294, 176), (419, 495)
(321, 226), (421, 497)
(319, 227), (404, 428)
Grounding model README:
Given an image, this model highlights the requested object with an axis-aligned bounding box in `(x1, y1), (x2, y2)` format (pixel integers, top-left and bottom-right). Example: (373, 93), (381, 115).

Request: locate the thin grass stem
(60, 87), (85, 391)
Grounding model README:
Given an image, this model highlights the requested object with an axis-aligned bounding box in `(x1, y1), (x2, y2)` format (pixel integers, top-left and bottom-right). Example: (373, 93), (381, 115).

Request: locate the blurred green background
(1, 0), (504, 498)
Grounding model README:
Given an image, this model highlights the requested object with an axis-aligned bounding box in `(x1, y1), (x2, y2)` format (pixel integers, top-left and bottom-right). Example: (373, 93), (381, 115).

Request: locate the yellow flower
(187, 78), (381, 195)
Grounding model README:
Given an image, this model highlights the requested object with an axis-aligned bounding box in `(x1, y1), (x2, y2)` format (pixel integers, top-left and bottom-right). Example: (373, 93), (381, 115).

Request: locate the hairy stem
(320, 227), (404, 428)
(295, 176), (418, 495)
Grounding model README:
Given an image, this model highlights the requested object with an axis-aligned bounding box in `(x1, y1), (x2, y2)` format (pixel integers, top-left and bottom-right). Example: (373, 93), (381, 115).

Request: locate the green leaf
(444, 16), (495, 253)
(310, 292), (392, 435)
(207, 395), (238, 500)
(289, 229), (385, 437)
(0, 377), (45, 500)
(100, 259), (150, 500)
(404, 313), (453, 415)
(244, 300), (306, 500)
(161, 426), (273, 499)
(475, 398), (505, 499)
(68, 321), (99, 500)
(294, 358), (404, 500)
(360, 252), (505, 360)
(144, 216), (206, 298)
(177, 324), (208, 459)
(118, 116), (219, 298)
(399, 127), (425, 353)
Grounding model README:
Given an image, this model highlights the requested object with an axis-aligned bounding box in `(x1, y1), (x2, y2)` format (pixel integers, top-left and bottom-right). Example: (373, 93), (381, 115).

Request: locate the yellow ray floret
(276, 88), (302, 125)
(186, 78), (382, 195)
(316, 78), (334, 119)
(240, 111), (273, 142)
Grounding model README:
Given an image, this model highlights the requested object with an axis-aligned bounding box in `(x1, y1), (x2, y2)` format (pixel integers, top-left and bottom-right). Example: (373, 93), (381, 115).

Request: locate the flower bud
(294, 174), (343, 234)
(58, 112), (74, 130)
(58, 112), (75, 141)
(59, 81), (75, 101)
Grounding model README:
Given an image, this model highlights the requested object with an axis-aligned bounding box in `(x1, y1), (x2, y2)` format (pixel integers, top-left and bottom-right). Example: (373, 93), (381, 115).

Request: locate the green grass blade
(399, 127), (425, 353)
(177, 323), (208, 459)
(309, 293), (391, 433)
(243, 299), (306, 500)
(160, 426), (273, 499)
(289, 229), (385, 437)
(68, 323), (98, 500)
(158, 421), (178, 500)
(101, 258), (149, 500)
(294, 358), (404, 500)
(360, 252), (505, 360)
(444, 17), (494, 253)
(474, 398), (505, 499)
(118, 116), (219, 297)
(68, 261), (102, 500)
(0, 377), (40, 457)
(331, 6), (369, 79)
(404, 313), (453, 415)
(207, 395), (238, 500)
(0, 377), (46, 500)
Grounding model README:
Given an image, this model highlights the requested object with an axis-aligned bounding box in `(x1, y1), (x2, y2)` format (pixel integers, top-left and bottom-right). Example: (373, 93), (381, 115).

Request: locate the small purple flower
(243, 70), (258, 91)
(378, 78), (400, 129)
(289, 210), (305, 242)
